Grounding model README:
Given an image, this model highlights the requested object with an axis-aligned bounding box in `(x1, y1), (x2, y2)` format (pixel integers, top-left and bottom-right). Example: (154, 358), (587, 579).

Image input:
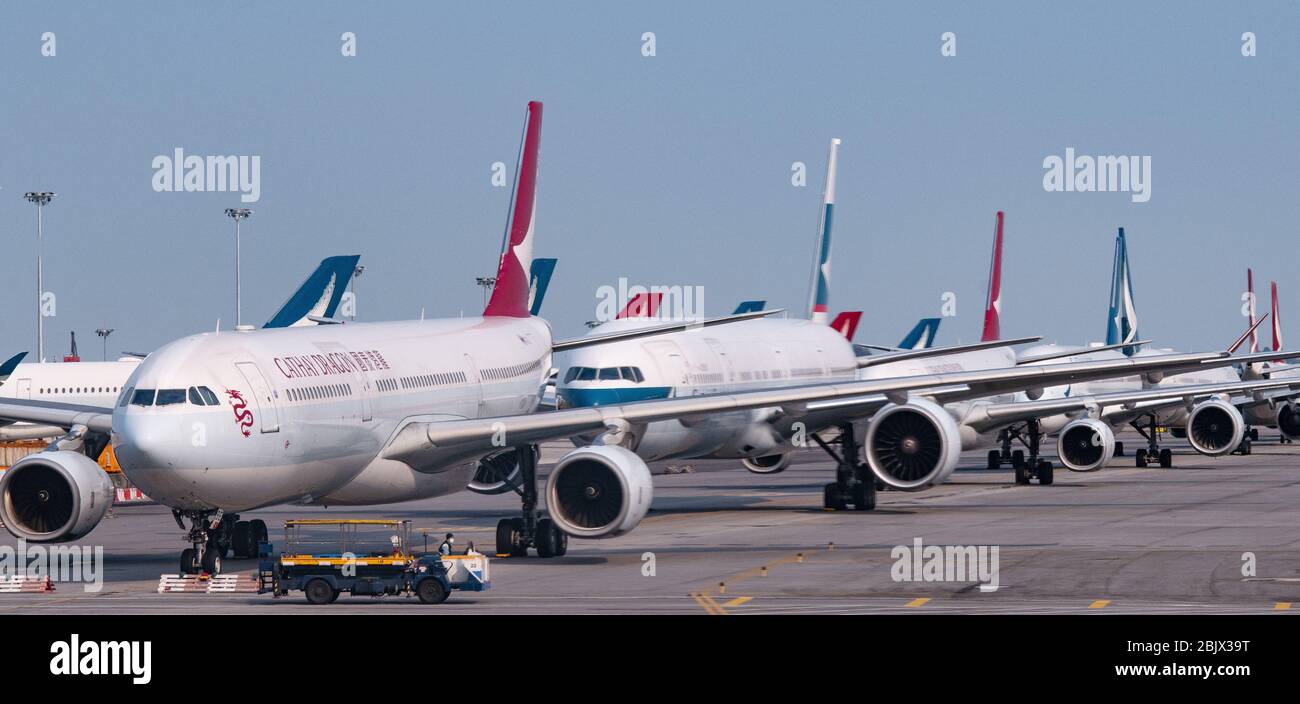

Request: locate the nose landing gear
(990, 421), (1054, 485)
(172, 509), (269, 575)
(1130, 416), (1173, 468)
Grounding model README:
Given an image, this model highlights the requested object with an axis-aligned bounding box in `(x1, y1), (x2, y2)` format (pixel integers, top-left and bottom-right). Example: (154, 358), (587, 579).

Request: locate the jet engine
(1056, 419), (1115, 472)
(1186, 399), (1244, 456)
(741, 453), (792, 474)
(466, 448), (522, 495)
(1275, 402), (1300, 440)
(545, 445), (653, 538)
(0, 451), (113, 542)
(864, 398), (962, 491)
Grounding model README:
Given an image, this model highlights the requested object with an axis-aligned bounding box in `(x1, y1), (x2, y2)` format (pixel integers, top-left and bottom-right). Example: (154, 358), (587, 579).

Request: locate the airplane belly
(314, 458), (476, 505)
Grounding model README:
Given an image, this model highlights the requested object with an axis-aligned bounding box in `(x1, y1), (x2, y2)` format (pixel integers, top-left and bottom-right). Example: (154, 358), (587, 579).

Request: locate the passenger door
(15, 378), (31, 399)
(234, 362), (280, 433)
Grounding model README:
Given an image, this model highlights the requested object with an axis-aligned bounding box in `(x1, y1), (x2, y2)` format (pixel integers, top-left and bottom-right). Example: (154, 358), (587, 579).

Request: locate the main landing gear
(1130, 415), (1173, 468)
(494, 444), (568, 558)
(810, 423), (876, 511)
(173, 510), (268, 575)
(987, 420), (1054, 485)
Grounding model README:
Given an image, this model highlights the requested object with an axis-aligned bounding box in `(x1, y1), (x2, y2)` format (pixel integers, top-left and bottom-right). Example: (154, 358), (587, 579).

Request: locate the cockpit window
(199, 386), (219, 405)
(156, 389), (187, 406)
(130, 389), (156, 406)
(118, 386), (134, 408)
(188, 387), (205, 405)
(620, 366), (645, 383)
(564, 367), (580, 384)
(576, 367), (596, 381)
(598, 367), (620, 380)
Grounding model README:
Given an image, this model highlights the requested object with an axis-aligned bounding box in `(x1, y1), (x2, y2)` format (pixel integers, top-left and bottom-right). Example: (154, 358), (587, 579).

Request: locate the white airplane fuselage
(0, 361), (141, 439)
(110, 317), (553, 512)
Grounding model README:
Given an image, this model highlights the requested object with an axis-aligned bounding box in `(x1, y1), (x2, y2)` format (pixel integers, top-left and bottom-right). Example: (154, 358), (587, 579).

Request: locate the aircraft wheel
(496, 518), (527, 556)
(822, 483), (846, 510)
(1135, 449), (1148, 468)
(1239, 439), (1252, 455)
(1011, 450), (1025, 468)
(1037, 461), (1054, 485)
(535, 518), (562, 558)
(1250, 428), (1260, 442)
(1114, 441), (1124, 457)
(1158, 448), (1173, 468)
(986, 450), (1000, 469)
(1014, 463), (1030, 485)
(201, 547), (222, 575)
(231, 522), (256, 559)
(180, 548), (200, 575)
(851, 482), (875, 511)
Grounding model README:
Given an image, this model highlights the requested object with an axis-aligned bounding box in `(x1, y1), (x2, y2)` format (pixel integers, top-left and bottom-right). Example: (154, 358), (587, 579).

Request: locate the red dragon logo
(226, 389), (254, 437)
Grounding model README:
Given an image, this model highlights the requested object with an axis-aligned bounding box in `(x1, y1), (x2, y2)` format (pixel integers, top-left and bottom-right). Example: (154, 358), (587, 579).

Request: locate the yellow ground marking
(1088, 599), (1111, 609)
(1274, 602), (1291, 610)
(722, 596), (752, 608)
(905, 597), (930, 608)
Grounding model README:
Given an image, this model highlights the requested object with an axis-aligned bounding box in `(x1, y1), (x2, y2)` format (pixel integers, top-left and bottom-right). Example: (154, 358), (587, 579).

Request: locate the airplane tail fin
(616, 292), (662, 319)
(899, 318), (942, 350)
(828, 311), (862, 341)
(0, 351), (27, 384)
(806, 138), (840, 324)
(1105, 227), (1141, 356)
(263, 255), (361, 328)
(1247, 268), (1259, 352)
(1273, 280), (1283, 352)
(980, 211), (1004, 342)
(527, 258), (557, 316)
(484, 100), (543, 318)
(732, 300), (766, 315)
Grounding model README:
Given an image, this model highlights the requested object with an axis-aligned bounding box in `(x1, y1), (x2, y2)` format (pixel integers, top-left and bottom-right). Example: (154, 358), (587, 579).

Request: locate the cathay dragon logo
(227, 389), (254, 437)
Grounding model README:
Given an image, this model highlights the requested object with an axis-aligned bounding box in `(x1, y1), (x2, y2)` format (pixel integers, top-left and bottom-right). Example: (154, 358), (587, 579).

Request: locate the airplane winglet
(980, 211), (1004, 342)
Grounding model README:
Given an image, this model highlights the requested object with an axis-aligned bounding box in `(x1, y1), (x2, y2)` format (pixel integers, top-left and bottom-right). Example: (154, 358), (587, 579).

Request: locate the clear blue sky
(1, 1), (1296, 358)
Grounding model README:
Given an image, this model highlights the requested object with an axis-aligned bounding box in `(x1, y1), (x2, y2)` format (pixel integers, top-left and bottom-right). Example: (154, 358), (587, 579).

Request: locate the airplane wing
(380, 349), (1260, 471)
(0, 398), (114, 434)
(959, 378), (1300, 434)
(856, 336), (1040, 369)
(1015, 340), (1150, 365)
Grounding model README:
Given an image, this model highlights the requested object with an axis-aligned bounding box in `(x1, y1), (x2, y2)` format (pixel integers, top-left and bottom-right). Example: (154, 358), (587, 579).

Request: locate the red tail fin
(980, 211), (1004, 342)
(1247, 268), (1258, 352)
(1273, 280), (1283, 352)
(616, 293), (662, 319)
(484, 101), (543, 318)
(828, 311), (862, 341)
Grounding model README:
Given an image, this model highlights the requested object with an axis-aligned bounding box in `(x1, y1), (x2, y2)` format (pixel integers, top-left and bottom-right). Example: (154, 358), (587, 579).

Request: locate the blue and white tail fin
(1105, 228), (1141, 356)
(898, 318), (941, 350)
(732, 300), (766, 315)
(0, 352), (27, 384)
(528, 258), (557, 316)
(263, 255), (361, 328)
(806, 138), (840, 324)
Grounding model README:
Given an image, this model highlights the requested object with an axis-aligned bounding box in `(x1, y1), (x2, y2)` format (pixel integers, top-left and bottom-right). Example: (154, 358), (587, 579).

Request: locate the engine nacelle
(1186, 399), (1244, 456)
(0, 451), (113, 542)
(1056, 419), (1114, 472)
(741, 452), (792, 474)
(864, 398), (962, 491)
(545, 445), (653, 538)
(466, 448), (522, 495)
(1275, 403), (1300, 440)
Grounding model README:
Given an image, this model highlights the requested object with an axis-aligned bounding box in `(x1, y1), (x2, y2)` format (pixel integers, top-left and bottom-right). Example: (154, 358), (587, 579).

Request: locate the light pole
(350, 265), (365, 321)
(95, 328), (114, 361)
(24, 192), (56, 362)
(225, 208), (252, 326)
(475, 276), (497, 308)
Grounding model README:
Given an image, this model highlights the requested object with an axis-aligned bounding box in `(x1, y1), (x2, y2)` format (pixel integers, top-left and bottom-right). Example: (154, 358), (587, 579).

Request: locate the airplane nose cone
(114, 412), (187, 488)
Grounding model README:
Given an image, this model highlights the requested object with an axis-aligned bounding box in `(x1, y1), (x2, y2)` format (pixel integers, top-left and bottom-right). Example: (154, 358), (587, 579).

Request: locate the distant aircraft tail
(732, 300), (766, 315)
(616, 292), (662, 319)
(806, 138), (840, 324)
(980, 211), (1004, 342)
(828, 311), (862, 341)
(263, 255), (361, 328)
(1272, 280), (1283, 352)
(1105, 227), (1141, 356)
(484, 100), (543, 318)
(899, 318), (941, 350)
(0, 351), (27, 384)
(528, 258), (557, 316)
(1247, 268), (1259, 353)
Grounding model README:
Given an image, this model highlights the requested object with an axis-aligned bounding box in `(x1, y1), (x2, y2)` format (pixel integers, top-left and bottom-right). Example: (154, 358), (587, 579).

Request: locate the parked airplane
(0, 256), (363, 441)
(1, 104), (1292, 572)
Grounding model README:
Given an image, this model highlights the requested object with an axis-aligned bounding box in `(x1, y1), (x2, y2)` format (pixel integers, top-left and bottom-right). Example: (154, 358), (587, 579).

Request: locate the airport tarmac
(3, 433), (1300, 614)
